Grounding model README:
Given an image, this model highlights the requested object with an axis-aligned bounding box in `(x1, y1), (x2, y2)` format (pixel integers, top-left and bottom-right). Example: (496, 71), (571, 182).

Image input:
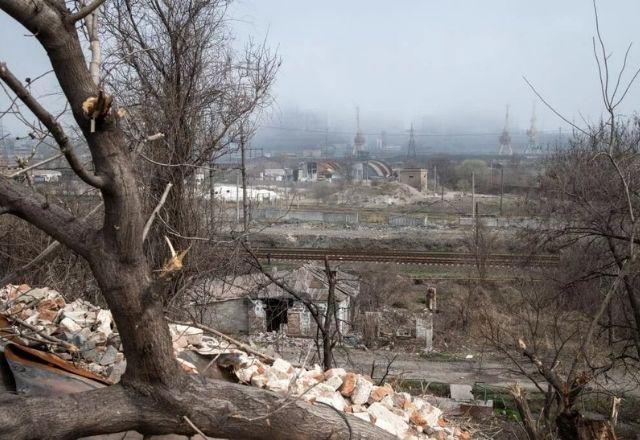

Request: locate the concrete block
(450, 384), (474, 401)
(350, 376), (373, 405)
(367, 402), (409, 438)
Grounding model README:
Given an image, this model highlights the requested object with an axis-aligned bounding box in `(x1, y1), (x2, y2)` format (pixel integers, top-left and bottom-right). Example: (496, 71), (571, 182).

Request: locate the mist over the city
(227, 0), (640, 153)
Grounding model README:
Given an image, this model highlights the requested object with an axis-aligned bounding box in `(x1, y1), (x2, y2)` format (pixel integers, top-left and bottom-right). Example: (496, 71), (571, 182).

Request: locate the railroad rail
(251, 248), (559, 267)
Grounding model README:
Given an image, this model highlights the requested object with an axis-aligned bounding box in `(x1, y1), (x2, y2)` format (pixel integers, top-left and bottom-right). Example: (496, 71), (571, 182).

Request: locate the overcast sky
(230, 0), (640, 131)
(1, 0), (640, 136)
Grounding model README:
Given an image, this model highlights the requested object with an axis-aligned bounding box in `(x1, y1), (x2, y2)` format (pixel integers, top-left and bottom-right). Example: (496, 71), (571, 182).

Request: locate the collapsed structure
(188, 265), (358, 337)
(0, 284), (469, 439)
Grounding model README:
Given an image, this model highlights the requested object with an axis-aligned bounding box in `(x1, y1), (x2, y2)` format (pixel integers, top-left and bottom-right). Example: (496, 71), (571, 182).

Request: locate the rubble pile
(0, 285), (467, 439)
(0, 284), (126, 382)
(177, 330), (468, 439)
(231, 358), (466, 439)
(329, 182), (428, 208)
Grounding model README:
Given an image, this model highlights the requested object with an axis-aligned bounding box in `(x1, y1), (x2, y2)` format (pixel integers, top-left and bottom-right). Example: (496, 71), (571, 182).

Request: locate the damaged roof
(189, 264), (359, 304)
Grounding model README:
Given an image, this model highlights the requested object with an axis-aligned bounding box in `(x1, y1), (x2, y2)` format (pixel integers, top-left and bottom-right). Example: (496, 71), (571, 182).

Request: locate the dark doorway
(264, 299), (291, 332)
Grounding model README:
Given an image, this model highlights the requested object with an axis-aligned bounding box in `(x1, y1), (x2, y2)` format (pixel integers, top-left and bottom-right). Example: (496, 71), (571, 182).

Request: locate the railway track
(252, 248), (559, 267)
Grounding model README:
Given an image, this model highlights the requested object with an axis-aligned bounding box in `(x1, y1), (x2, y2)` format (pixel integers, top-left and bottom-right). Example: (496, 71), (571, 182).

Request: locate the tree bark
(0, 381), (394, 440)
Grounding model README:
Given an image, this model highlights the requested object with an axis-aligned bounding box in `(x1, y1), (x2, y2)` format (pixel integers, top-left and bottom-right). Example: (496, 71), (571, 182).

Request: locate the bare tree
(482, 2), (640, 438)
(102, 0), (278, 276)
(0, 1), (391, 438)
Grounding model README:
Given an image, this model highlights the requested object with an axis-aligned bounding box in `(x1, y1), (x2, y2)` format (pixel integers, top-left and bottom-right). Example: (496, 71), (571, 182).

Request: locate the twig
(0, 203), (103, 286)
(182, 415), (207, 440)
(7, 153), (64, 178)
(0, 312), (78, 352)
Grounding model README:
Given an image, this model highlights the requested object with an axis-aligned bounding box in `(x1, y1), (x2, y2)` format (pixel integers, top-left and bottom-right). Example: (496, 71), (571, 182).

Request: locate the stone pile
(227, 357), (467, 439)
(0, 284), (126, 382)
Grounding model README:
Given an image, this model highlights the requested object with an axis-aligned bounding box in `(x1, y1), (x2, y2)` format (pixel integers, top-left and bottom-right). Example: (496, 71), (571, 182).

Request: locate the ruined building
(188, 265), (359, 337)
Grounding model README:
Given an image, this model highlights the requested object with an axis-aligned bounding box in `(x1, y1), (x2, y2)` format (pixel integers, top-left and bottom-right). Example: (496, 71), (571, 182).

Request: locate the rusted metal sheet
(3, 343), (109, 396)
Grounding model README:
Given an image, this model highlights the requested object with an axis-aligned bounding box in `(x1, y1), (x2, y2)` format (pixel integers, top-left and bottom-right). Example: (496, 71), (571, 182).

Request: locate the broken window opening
(264, 298), (292, 332)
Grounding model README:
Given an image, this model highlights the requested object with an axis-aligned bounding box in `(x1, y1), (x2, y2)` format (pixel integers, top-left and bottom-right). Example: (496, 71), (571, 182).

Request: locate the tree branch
(143, 182), (172, 241)
(0, 379), (394, 440)
(0, 176), (93, 256)
(0, 202), (103, 286)
(68, 0), (107, 23)
(0, 63), (106, 188)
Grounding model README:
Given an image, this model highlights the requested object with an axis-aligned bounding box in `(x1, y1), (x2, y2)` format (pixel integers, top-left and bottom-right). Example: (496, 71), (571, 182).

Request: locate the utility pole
(500, 165), (504, 216)
(433, 165), (437, 192)
(471, 171), (476, 218)
(240, 127), (248, 232)
(475, 202), (480, 245)
(407, 123), (417, 159)
(498, 105), (513, 156)
(235, 171), (240, 223)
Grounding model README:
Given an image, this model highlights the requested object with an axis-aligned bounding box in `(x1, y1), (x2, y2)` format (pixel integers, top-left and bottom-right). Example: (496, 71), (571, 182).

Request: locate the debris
(169, 324), (203, 349)
(340, 372), (357, 397)
(0, 284), (461, 439)
(367, 402), (410, 438)
(450, 384), (474, 402)
(351, 376), (374, 405)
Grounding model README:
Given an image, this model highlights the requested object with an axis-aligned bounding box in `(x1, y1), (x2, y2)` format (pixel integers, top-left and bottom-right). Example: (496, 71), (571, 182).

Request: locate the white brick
(350, 376), (373, 405)
(367, 402), (410, 438)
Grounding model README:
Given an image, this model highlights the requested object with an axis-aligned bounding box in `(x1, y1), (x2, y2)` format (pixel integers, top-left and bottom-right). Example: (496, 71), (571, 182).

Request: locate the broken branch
(167, 319), (276, 364)
(143, 182), (173, 241)
(0, 63), (107, 189)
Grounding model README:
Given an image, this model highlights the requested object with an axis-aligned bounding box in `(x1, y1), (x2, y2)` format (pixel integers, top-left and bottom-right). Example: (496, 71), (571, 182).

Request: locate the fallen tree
(0, 1), (394, 438)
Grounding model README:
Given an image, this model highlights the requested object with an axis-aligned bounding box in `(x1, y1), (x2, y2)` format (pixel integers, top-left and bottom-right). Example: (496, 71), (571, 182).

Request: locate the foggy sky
(231, 0), (640, 131)
(1, 0), (640, 136)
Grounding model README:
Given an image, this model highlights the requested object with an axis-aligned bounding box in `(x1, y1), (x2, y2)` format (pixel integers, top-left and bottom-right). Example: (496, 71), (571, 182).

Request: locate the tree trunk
(88, 256), (181, 386)
(0, 381), (395, 440)
(0, 2), (396, 438)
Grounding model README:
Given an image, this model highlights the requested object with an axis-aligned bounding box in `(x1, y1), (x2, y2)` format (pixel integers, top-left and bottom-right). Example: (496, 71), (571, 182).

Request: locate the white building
(32, 170), (62, 183)
(262, 169), (287, 182)
(212, 184), (279, 203)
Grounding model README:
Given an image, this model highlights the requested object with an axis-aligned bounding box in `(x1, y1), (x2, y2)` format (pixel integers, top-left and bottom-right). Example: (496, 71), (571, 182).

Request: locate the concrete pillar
(426, 286), (437, 312)
(416, 310), (434, 352)
(248, 300), (266, 334)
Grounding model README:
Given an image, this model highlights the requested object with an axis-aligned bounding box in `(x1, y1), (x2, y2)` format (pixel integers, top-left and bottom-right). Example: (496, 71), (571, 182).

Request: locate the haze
(1, 0), (640, 136)
(232, 0), (640, 131)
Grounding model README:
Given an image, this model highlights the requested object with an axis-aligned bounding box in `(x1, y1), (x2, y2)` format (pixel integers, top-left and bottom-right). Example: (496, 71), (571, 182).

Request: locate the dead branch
(168, 319), (276, 364)
(143, 182), (173, 241)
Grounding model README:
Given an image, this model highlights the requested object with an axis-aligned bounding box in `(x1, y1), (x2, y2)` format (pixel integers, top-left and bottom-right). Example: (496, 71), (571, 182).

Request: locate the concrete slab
(450, 384), (474, 401)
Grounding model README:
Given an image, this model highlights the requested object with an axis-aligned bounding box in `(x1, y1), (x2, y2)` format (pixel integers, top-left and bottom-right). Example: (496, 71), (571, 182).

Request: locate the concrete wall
(415, 311), (434, 352)
(198, 299), (249, 334)
(254, 208), (359, 225)
(389, 215), (427, 227)
(399, 169), (428, 192)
